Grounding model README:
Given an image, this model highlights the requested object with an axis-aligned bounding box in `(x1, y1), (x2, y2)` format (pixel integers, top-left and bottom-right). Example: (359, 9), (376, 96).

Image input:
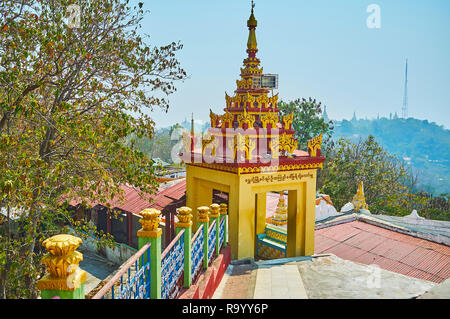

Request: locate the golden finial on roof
(247, 1), (258, 50)
(248, 0), (257, 28)
(352, 181), (369, 212)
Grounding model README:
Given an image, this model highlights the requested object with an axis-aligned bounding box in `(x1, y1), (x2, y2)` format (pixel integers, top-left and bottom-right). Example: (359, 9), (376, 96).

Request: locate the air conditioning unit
(252, 74), (278, 90)
(261, 74), (278, 89)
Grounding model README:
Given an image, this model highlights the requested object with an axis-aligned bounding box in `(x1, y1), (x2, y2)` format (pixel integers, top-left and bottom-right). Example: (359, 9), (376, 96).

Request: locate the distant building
(322, 105), (329, 122)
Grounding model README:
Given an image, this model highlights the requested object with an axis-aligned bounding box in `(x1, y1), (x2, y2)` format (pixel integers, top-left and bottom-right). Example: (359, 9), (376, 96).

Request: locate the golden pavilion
(180, 3), (325, 260)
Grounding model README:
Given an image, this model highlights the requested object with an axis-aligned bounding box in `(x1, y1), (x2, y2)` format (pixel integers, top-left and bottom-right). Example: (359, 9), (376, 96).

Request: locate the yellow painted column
(194, 184), (213, 232)
(255, 192), (267, 236)
(287, 188), (299, 257)
(235, 181), (255, 259)
(287, 183), (308, 257)
(185, 165), (196, 228)
(227, 183), (239, 260)
(304, 173), (317, 255)
(299, 182), (307, 255)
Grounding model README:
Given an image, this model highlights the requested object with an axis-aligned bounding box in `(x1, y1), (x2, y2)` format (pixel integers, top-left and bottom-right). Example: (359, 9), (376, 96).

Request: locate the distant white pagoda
(322, 105), (329, 122)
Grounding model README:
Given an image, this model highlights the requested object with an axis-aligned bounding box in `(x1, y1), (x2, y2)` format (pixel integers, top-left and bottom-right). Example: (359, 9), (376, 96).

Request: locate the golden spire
(247, 1), (258, 51)
(271, 191), (288, 226)
(352, 181), (369, 212)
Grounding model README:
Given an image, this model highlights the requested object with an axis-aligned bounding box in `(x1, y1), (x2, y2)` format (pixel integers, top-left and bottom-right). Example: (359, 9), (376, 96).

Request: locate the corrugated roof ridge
(315, 211), (450, 246)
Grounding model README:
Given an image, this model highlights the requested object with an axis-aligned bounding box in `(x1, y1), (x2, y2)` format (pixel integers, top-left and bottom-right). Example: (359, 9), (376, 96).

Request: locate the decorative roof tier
(180, 3), (325, 173)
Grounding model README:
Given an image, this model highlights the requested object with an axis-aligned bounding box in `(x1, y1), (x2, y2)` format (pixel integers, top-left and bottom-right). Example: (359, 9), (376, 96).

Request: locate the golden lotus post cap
(210, 203), (220, 218)
(38, 234), (87, 291)
(139, 208), (161, 219)
(219, 203), (228, 215)
(197, 206), (210, 223)
(177, 206), (192, 214)
(176, 206), (193, 228)
(42, 234), (82, 256)
(138, 208), (162, 237)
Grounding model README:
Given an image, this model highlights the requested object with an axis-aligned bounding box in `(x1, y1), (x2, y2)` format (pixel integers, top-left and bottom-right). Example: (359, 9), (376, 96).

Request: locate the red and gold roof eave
(206, 127), (296, 135)
(180, 152), (325, 175)
(224, 106), (280, 114)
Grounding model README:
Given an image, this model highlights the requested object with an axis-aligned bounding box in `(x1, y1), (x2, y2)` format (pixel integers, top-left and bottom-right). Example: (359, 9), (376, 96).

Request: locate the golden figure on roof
(352, 181), (369, 212)
(307, 133), (323, 157)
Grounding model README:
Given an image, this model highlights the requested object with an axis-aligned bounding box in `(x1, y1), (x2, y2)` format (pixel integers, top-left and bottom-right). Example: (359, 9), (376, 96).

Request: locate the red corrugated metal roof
(67, 180), (186, 215)
(149, 179), (186, 211)
(315, 220), (450, 283)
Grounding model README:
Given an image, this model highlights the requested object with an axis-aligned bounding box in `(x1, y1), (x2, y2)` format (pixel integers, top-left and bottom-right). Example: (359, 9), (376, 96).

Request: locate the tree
(278, 97), (334, 150)
(0, 0), (186, 298)
(319, 136), (413, 212)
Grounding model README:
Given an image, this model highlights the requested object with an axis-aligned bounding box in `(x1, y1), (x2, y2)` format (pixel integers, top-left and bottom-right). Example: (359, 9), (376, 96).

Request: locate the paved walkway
(213, 254), (438, 299)
(212, 259), (308, 299)
(253, 264), (308, 299)
(213, 261), (258, 299)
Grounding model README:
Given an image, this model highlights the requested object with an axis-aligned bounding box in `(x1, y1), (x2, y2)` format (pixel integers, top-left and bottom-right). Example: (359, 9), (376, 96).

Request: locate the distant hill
(331, 117), (450, 195)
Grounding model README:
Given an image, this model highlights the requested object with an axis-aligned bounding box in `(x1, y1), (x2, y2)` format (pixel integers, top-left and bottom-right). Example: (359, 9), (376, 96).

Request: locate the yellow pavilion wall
(186, 164), (317, 260)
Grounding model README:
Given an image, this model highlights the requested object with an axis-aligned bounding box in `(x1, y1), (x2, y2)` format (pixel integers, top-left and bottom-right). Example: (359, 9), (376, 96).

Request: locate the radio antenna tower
(402, 59), (408, 119)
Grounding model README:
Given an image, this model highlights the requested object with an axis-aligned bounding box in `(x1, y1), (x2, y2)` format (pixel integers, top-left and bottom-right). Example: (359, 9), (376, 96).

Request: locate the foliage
(125, 124), (185, 164)
(0, 0), (186, 298)
(374, 192), (449, 221)
(333, 117), (450, 195)
(278, 97), (334, 150)
(319, 136), (413, 212)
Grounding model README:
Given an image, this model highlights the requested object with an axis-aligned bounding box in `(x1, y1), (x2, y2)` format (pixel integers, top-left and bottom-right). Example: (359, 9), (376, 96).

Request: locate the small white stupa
(403, 209), (425, 220)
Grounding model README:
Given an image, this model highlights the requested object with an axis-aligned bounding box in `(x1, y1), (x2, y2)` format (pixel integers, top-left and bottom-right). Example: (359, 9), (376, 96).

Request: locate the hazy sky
(134, 0), (450, 129)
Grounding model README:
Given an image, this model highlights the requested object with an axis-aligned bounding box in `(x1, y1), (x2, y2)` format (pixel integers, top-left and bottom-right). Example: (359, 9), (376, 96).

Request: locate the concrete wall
(71, 228), (137, 265)
(110, 211), (128, 244)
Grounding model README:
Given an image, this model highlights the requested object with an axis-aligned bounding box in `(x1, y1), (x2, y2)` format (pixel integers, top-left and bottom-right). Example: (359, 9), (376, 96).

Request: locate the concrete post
(220, 203), (228, 245)
(210, 203), (221, 255)
(197, 206), (210, 269)
(175, 206), (193, 288)
(37, 234), (87, 299)
(137, 208), (162, 299)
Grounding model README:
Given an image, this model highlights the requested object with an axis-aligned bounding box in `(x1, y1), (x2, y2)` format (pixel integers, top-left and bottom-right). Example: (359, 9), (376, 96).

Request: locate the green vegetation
(0, 0), (185, 298)
(125, 124), (185, 165)
(279, 99), (449, 221)
(278, 98), (333, 149)
(333, 117), (450, 195)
